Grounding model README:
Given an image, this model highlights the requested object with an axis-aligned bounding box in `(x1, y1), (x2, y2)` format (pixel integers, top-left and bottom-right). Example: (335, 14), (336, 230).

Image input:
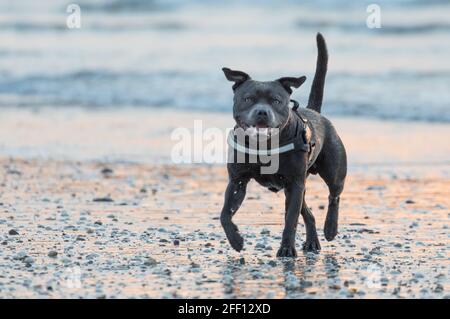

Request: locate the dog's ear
(222, 67), (251, 91)
(276, 76), (307, 94)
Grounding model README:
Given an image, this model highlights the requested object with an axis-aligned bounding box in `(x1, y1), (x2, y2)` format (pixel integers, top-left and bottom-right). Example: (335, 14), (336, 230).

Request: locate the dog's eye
(244, 97), (253, 103)
(272, 99), (281, 105)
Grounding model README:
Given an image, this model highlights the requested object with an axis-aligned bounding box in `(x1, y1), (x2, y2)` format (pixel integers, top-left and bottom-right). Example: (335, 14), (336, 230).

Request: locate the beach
(0, 109), (448, 298)
(0, 0), (449, 300)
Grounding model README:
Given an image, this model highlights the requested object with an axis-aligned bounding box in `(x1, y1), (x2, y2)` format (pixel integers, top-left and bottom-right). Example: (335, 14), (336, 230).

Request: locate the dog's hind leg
(220, 179), (249, 252)
(323, 185), (343, 241)
(319, 166), (346, 241)
(316, 138), (347, 241)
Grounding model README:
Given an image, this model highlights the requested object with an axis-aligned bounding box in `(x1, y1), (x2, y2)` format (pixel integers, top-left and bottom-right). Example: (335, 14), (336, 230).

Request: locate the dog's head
(222, 67), (306, 133)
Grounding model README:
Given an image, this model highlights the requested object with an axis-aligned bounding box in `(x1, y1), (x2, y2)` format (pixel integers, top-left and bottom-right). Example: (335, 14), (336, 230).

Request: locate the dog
(220, 33), (347, 257)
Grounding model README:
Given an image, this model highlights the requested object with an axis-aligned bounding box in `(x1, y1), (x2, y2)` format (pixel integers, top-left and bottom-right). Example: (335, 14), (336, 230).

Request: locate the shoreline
(0, 107), (449, 172)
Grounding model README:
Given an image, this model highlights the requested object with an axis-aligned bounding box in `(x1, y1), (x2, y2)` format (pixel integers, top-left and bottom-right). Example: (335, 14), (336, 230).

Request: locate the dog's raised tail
(307, 33), (328, 114)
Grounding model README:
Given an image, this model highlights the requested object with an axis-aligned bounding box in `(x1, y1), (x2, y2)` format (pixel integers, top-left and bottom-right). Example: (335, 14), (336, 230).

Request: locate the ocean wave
(0, 20), (187, 33)
(296, 20), (450, 34)
(0, 70), (449, 123)
(75, 0), (175, 12)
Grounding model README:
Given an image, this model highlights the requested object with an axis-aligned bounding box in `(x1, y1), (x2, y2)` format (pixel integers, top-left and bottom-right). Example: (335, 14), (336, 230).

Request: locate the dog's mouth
(237, 119), (274, 130)
(255, 123), (269, 129)
(236, 120), (281, 138)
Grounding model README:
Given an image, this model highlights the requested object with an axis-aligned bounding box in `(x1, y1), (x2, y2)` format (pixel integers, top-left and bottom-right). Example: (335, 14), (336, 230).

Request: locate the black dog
(220, 33), (347, 257)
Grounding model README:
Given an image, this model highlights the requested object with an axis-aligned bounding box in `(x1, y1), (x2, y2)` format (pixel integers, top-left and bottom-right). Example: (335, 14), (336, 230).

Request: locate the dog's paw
(276, 245), (297, 257)
(324, 218), (338, 241)
(228, 232), (244, 252)
(302, 237), (321, 253)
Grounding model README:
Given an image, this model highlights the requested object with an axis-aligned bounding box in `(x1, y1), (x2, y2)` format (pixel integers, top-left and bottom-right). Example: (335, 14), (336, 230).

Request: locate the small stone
(173, 239), (180, 246)
(329, 284), (341, 290)
(366, 185), (386, 191)
(405, 199), (415, 204)
(93, 197), (114, 203)
(410, 222), (419, 228)
(144, 257), (158, 266)
(13, 251), (27, 260)
(48, 251), (58, 258)
(434, 284), (444, 293)
(101, 167), (113, 175)
(8, 229), (19, 235)
(369, 247), (383, 255)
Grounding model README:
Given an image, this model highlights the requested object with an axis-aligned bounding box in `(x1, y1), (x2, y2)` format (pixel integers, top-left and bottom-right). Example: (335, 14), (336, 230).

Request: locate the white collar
(227, 130), (295, 156)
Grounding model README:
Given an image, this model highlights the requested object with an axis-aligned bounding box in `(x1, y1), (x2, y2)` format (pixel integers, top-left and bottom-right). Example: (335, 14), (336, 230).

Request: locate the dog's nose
(256, 109), (268, 118)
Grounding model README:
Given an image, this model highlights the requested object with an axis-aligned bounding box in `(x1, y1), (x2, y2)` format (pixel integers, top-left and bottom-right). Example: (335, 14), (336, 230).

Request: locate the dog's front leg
(220, 179), (248, 252)
(277, 181), (304, 257)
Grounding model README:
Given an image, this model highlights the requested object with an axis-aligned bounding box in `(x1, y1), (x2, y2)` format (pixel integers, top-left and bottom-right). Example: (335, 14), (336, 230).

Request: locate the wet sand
(0, 108), (449, 298)
(0, 157), (448, 298)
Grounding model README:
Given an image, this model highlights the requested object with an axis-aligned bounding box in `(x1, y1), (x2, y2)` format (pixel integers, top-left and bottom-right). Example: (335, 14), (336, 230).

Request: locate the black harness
(282, 99), (314, 154)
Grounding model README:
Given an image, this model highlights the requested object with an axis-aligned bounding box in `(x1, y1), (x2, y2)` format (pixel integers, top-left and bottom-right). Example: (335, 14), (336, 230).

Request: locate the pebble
(93, 197), (114, 203)
(8, 229), (19, 235)
(434, 284), (444, 293)
(144, 257), (158, 266)
(48, 251), (58, 258)
(366, 185), (386, 191)
(13, 251), (27, 260)
(101, 168), (113, 175)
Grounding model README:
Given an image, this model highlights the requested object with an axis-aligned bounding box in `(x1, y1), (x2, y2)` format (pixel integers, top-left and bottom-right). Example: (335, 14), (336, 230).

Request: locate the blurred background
(1, 0), (449, 120)
(0, 0), (449, 163)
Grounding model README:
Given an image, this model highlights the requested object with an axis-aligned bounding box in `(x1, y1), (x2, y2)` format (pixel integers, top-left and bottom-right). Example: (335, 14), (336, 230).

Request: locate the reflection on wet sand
(0, 158), (448, 298)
